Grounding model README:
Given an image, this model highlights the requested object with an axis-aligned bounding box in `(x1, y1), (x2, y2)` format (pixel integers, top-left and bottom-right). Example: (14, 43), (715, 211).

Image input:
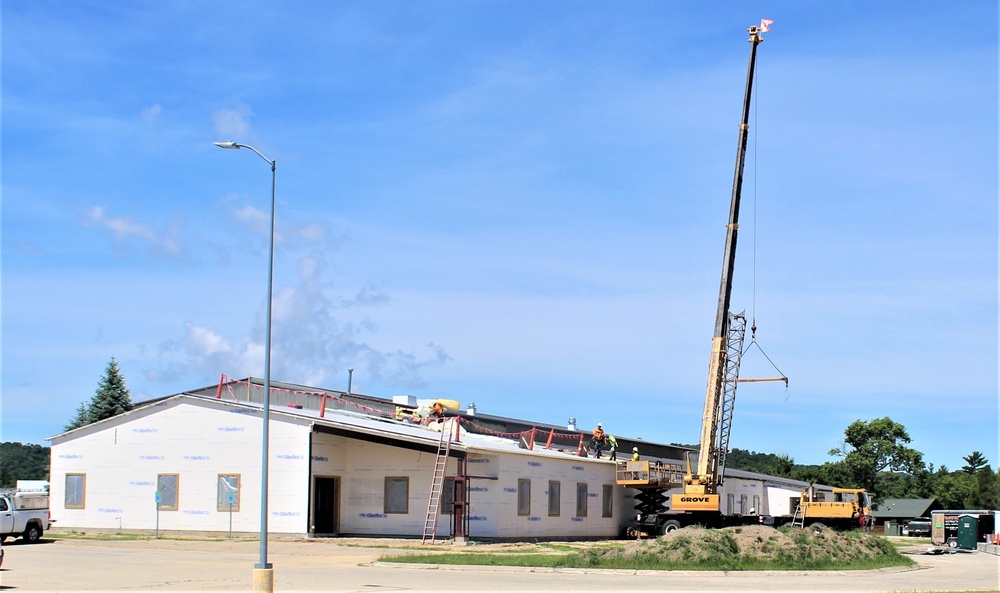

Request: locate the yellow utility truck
(790, 486), (873, 531)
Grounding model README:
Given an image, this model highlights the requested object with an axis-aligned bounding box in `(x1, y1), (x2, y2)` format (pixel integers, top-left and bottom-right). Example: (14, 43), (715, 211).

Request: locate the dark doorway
(313, 476), (339, 536)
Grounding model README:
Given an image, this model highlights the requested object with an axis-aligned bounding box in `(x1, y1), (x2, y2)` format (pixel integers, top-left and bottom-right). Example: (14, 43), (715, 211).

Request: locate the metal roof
(56, 390), (614, 467)
(723, 467), (836, 490)
(871, 498), (940, 519)
(108, 376), (693, 459)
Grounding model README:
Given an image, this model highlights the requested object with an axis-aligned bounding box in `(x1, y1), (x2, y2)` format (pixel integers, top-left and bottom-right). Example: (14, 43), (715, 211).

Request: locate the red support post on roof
(215, 374), (226, 399)
(319, 394), (327, 418)
(545, 428), (555, 449)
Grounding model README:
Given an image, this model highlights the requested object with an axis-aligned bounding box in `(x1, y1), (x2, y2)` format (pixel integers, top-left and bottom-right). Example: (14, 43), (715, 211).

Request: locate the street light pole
(213, 140), (276, 592)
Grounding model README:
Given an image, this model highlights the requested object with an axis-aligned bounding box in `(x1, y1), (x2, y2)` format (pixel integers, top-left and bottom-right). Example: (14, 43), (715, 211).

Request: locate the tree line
(724, 417), (999, 510)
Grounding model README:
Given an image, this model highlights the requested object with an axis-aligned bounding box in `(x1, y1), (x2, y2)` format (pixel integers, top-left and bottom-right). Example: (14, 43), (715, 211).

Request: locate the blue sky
(3, 2), (997, 473)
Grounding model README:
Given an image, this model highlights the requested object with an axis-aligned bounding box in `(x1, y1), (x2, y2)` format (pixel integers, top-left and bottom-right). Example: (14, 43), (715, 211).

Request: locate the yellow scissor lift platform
(616, 460), (684, 489)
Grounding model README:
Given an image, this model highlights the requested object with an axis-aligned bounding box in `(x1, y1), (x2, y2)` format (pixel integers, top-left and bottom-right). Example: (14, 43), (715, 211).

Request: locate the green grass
(381, 530), (917, 572)
(890, 536), (932, 548)
(381, 552), (914, 571)
(380, 549), (913, 571)
(538, 542), (585, 552)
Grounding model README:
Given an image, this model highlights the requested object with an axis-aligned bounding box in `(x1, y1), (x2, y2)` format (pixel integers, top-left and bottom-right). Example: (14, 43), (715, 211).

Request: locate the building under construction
(48, 376), (822, 541)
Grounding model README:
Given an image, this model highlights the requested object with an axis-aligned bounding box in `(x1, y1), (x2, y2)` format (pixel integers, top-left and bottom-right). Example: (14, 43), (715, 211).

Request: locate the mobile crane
(617, 23), (872, 536)
(671, 20), (766, 521)
(616, 22), (772, 537)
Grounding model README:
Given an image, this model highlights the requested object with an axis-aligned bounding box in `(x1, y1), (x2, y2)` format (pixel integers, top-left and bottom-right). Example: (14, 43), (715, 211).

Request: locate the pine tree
(961, 450), (988, 473)
(64, 400), (91, 431)
(88, 357), (134, 423)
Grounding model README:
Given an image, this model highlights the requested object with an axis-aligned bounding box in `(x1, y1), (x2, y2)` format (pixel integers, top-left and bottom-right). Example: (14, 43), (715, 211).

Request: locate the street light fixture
(213, 140), (276, 591)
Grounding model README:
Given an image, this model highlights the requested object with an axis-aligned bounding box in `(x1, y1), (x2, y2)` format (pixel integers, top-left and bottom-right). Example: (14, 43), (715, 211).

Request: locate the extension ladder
(421, 422), (454, 543)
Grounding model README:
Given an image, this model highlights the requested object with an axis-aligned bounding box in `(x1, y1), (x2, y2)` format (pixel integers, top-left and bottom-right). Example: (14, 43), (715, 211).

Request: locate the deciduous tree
(968, 466), (1000, 510)
(828, 417), (924, 494)
(929, 466), (973, 509)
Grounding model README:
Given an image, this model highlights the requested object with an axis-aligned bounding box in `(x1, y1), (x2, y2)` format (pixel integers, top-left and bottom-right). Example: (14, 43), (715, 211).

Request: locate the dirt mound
(589, 525), (896, 566)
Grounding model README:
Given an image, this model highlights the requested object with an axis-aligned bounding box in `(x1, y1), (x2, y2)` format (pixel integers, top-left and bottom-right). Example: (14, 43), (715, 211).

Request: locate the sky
(2, 2), (997, 473)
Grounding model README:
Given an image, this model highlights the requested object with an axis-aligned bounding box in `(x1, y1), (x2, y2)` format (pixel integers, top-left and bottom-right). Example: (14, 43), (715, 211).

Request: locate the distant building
(872, 498), (942, 535)
(49, 377), (827, 540)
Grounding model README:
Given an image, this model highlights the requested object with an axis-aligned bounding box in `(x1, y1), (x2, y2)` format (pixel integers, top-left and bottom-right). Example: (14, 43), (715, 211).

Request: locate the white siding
(310, 432), (441, 537)
(465, 453), (500, 537)
(764, 484), (801, 517)
(309, 434), (623, 539)
(50, 399), (310, 534)
(718, 477), (764, 515)
(493, 452), (619, 539)
(48, 395), (814, 540)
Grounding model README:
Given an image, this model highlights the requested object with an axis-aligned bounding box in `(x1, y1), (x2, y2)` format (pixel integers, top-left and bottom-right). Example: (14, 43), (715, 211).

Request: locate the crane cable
(745, 52), (789, 393)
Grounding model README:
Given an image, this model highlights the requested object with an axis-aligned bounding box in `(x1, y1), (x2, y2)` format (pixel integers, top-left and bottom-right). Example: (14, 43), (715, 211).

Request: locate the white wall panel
(493, 451), (619, 539)
(49, 395), (811, 540)
(50, 399), (309, 535)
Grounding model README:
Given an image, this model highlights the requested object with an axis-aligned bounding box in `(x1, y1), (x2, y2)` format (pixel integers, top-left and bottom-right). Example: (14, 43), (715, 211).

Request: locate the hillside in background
(0, 442), (50, 488)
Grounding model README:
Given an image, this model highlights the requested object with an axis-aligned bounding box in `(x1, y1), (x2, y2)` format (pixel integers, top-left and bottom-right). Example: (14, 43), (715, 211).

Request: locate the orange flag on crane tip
(760, 18), (774, 32)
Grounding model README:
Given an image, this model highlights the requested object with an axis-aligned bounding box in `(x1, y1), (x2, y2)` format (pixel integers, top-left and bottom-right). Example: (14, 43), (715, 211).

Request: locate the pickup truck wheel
(23, 524), (42, 543)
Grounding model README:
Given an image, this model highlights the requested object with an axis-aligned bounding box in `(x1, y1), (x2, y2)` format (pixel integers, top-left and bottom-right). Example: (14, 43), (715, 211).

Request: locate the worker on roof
(631, 446), (640, 462)
(591, 423), (606, 459)
(607, 434), (619, 461)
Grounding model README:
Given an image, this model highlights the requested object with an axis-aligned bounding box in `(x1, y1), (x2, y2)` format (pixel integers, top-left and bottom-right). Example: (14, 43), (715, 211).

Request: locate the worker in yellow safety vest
(607, 434), (619, 461)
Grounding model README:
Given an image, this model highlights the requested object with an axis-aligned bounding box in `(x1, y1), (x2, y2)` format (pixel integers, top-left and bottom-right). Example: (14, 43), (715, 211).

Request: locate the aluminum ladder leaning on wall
(421, 421), (454, 543)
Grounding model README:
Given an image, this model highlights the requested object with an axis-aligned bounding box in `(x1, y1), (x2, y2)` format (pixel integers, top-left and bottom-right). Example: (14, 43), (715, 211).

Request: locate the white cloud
(85, 205), (180, 256)
(144, 224), (448, 389)
(212, 103), (253, 140)
(140, 103), (161, 124)
(299, 223), (326, 243)
(233, 204), (269, 226)
(185, 323), (231, 357)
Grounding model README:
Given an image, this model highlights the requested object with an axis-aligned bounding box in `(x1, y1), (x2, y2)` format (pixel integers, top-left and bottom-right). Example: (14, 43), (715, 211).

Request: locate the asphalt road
(1, 537), (998, 592)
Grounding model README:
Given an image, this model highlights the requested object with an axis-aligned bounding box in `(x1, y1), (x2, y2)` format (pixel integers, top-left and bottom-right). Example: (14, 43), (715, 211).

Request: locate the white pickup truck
(0, 483), (53, 544)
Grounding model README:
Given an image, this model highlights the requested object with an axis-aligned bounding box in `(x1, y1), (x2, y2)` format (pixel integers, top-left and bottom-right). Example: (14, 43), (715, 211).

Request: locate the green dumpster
(957, 515), (979, 550)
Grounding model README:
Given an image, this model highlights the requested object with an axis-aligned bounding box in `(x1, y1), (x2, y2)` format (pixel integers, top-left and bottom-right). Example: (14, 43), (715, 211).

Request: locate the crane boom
(676, 25), (765, 512)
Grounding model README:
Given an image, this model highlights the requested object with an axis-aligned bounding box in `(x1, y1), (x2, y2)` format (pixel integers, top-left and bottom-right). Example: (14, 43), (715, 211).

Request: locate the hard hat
(597, 423), (602, 427)
(632, 447), (638, 452)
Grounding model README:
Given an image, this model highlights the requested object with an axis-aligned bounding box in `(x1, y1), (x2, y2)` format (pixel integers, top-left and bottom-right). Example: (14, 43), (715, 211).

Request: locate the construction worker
(607, 434), (619, 461)
(591, 423), (606, 458)
(631, 446), (640, 461)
